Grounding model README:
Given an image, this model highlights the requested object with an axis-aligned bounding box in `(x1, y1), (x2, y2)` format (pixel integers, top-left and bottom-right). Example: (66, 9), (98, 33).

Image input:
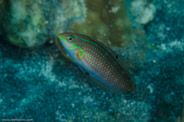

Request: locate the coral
(72, 0), (147, 70)
(0, 0), (5, 18)
(1, 0), (86, 48)
(0, 0), (6, 34)
(53, 0), (87, 40)
(1, 0), (48, 47)
(129, 0), (156, 25)
(72, 0), (135, 47)
(0, 0), (184, 121)
(0, 40), (151, 121)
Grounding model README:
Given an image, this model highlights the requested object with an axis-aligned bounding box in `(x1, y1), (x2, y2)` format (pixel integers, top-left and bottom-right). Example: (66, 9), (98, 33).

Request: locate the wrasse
(58, 33), (144, 98)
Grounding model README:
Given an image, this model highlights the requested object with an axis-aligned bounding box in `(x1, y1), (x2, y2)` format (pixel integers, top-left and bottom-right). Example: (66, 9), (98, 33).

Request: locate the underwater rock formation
(176, 101), (184, 122)
(0, 0), (183, 121)
(72, 0), (140, 47)
(72, 0), (147, 70)
(0, 40), (151, 121)
(1, 0), (48, 47)
(129, 0), (156, 25)
(52, 0), (87, 41)
(143, 0), (184, 121)
(0, 0), (5, 33)
(0, 0), (86, 48)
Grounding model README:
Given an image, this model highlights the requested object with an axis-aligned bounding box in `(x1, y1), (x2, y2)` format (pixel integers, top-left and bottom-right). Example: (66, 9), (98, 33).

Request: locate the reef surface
(0, 0), (184, 121)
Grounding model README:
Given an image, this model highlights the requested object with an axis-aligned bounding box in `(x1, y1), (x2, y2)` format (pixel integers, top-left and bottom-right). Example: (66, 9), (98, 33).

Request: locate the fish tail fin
(124, 85), (147, 101)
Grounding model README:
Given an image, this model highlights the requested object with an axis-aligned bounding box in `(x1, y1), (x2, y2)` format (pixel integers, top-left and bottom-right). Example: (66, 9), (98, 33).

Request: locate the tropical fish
(58, 32), (143, 97)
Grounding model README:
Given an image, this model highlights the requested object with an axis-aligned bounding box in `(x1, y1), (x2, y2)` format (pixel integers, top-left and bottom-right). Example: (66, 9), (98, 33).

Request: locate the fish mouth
(58, 33), (74, 49)
(58, 33), (66, 42)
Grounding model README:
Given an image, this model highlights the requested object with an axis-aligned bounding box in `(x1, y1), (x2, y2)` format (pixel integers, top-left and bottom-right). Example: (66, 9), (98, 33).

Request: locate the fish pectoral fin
(76, 50), (87, 60)
(79, 50), (84, 58)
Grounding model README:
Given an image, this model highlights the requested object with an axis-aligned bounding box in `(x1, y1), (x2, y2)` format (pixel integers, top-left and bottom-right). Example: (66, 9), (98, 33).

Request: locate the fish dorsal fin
(91, 39), (134, 72)
(99, 44), (133, 74)
(109, 47), (138, 73)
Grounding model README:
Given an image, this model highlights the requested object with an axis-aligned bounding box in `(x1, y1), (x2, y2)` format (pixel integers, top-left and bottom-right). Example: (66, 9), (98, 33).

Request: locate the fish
(58, 32), (144, 98)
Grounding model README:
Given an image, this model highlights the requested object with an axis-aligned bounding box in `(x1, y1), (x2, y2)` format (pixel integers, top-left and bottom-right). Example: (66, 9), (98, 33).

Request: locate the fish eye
(68, 37), (73, 41)
(115, 55), (119, 59)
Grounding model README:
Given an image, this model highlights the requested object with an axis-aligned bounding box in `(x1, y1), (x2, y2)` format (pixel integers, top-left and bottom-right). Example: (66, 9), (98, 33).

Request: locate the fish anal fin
(91, 78), (122, 94)
(77, 65), (89, 75)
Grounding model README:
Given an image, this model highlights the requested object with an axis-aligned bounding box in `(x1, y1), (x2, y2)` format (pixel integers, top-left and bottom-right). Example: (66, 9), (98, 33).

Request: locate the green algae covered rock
(2, 0), (48, 48)
(0, 0), (184, 121)
(72, 0), (145, 46)
(129, 0), (156, 25)
(1, 0), (86, 48)
(72, 0), (147, 70)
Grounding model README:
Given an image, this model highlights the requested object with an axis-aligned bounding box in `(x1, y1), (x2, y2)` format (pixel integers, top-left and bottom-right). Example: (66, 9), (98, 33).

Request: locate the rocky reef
(72, 0), (147, 68)
(0, 0), (86, 47)
(0, 0), (184, 121)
